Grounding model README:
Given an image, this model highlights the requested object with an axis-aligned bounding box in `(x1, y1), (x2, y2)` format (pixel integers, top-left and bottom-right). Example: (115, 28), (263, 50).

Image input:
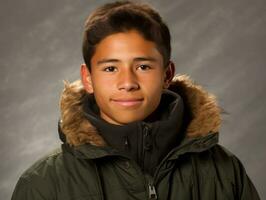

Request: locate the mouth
(111, 98), (144, 107)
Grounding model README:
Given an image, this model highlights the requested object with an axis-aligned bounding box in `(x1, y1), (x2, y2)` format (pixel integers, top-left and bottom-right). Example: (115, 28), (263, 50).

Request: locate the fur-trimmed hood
(59, 74), (221, 147)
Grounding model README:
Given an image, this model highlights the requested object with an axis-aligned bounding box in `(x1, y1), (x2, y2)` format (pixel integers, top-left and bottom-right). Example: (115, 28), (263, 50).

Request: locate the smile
(111, 98), (144, 107)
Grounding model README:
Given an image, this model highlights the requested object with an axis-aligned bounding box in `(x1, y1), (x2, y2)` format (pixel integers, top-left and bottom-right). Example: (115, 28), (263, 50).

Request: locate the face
(81, 30), (175, 125)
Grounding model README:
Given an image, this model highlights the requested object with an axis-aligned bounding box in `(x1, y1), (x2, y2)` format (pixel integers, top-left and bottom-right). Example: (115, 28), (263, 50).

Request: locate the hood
(59, 74), (221, 147)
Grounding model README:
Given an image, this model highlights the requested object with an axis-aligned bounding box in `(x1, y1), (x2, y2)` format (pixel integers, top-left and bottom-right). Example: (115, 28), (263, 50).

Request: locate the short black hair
(82, 1), (171, 70)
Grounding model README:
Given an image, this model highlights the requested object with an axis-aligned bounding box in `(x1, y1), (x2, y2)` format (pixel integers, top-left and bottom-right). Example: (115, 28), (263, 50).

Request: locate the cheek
(142, 78), (164, 106)
(141, 73), (165, 93)
(91, 75), (113, 93)
(90, 78), (111, 106)
(93, 85), (110, 103)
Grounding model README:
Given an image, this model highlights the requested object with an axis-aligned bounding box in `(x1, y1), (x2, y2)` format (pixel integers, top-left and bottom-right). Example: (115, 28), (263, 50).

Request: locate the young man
(12, 1), (260, 199)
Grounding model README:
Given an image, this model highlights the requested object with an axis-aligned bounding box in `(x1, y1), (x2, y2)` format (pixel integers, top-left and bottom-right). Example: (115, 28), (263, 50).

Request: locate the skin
(81, 30), (175, 125)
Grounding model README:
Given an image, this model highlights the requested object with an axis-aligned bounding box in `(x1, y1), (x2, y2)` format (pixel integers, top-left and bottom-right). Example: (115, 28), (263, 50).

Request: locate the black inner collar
(82, 90), (185, 175)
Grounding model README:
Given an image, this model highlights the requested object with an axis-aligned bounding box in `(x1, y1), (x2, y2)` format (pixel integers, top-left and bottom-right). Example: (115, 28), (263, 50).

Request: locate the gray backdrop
(0, 0), (265, 199)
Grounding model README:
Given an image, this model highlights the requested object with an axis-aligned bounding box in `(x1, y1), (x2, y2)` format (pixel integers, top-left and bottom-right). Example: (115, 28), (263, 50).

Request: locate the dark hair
(82, 1), (171, 70)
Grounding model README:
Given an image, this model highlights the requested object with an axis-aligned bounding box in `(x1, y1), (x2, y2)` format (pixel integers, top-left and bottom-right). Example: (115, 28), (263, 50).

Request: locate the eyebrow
(97, 57), (158, 65)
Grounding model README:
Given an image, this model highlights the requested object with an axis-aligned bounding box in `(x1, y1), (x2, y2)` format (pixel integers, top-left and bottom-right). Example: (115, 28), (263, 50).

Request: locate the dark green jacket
(12, 75), (260, 199)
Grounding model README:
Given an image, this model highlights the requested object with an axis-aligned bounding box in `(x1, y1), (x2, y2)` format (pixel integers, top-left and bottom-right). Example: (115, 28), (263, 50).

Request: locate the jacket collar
(81, 90), (185, 174)
(59, 74), (221, 149)
(60, 132), (218, 160)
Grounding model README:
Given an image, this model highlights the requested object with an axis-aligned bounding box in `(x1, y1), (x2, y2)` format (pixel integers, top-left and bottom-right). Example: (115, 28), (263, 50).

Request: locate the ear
(80, 64), (94, 94)
(163, 61), (175, 89)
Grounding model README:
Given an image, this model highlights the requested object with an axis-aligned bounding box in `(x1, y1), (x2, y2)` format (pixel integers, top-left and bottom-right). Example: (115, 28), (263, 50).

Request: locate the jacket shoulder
(11, 148), (63, 199)
(208, 144), (260, 199)
(12, 146), (101, 200)
(205, 144), (247, 181)
(210, 144), (240, 171)
(188, 144), (241, 183)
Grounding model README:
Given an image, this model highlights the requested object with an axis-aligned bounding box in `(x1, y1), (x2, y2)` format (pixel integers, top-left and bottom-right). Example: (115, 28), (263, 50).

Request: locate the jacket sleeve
(11, 177), (55, 200)
(232, 156), (261, 200)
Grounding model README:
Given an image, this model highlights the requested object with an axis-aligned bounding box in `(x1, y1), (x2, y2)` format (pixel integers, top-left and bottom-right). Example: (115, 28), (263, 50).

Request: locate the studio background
(0, 0), (265, 199)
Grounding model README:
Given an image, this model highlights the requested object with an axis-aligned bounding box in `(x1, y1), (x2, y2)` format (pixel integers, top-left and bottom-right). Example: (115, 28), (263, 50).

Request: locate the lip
(111, 98), (144, 107)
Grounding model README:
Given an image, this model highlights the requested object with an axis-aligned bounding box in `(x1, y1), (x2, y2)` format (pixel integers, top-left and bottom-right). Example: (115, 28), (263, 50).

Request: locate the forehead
(91, 30), (163, 63)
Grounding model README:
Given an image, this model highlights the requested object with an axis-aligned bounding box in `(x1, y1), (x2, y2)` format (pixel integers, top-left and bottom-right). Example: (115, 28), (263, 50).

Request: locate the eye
(103, 66), (117, 72)
(138, 64), (151, 71)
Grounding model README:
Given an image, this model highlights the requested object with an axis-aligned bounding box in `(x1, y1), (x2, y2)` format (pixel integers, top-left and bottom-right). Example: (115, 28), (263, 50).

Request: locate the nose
(117, 69), (139, 91)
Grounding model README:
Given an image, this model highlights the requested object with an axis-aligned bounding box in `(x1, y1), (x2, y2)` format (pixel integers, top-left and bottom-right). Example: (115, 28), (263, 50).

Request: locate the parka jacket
(11, 74), (260, 200)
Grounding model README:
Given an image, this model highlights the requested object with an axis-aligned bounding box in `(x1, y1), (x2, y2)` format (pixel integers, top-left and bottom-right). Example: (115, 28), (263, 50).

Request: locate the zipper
(142, 123), (149, 169)
(144, 174), (157, 200)
(148, 183), (157, 199)
(93, 162), (105, 200)
(141, 123), (157, 199)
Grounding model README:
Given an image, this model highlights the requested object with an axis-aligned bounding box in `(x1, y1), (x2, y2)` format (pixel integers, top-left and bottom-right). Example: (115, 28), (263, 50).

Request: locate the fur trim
(170, 75), (221, 137)
(59, 74), (221, 146)
(59, 80), (107, 146)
